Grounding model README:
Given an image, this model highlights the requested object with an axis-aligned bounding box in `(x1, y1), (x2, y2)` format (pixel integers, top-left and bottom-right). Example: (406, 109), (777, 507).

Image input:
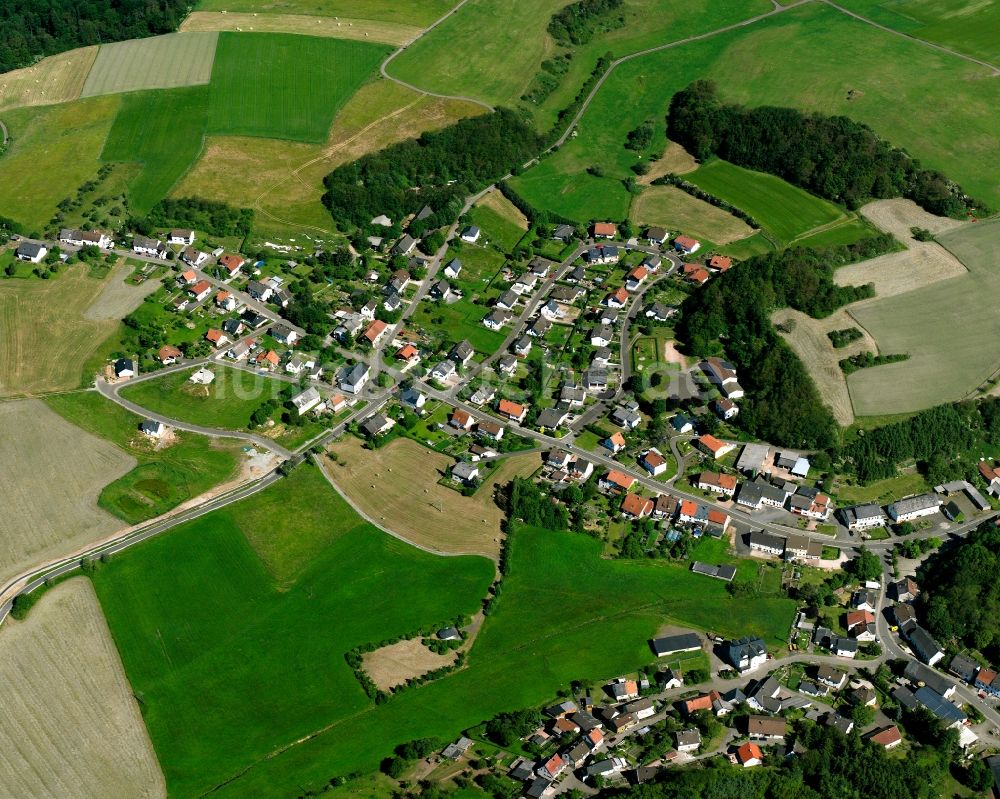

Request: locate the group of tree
(676, 236), (894, 449)
(0, 0), (187, 73)
(322, 110), (543, 229)
(133, 197), (253, 239)
(502, 477), (569, 530)
(668, 80), (988, 217)
(547, 0), (624, 46)
(916, 522), (1000, 662)
(839, 351), (909, 374)
(484, 708), (542, 747)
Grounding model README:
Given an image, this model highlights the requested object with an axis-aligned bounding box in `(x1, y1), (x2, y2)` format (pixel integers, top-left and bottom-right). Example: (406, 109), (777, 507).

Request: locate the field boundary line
(821, 0), (1000, 75)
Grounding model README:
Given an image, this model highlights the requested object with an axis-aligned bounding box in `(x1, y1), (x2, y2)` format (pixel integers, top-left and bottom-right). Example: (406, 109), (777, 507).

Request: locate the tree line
(322, 109), (543, 230)
(676, 236), (893, 449)
(547, 0), (624, 46)
(0, 0), (188, 73)
(667, 80), (988, 217)
(131, 197), (254, 239)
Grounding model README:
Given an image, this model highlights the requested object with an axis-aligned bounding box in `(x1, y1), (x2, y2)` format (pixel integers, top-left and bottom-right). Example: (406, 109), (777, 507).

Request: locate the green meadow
(510, 2), (1000, 222)
(208, 32), (390, 143)
(45, 391), (241, 524)
(94, 464), (795, 798)
(101, 86), (210, 213)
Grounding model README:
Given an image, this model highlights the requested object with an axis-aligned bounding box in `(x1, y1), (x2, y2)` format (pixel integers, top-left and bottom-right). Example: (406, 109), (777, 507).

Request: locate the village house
(392, 234), (417, 257)
(697, 471), (737, 497)
(816, 665), (847, 690)
(15, 241), (47, 263)
(737, 478), (788, 511)
(675, 729), (701, 753)
(887, 494), (942, 523)
(783, 533), (823, 563)
(735, 743), (763, 768)
(449, 408), (475, 431)
(460, 225), (481, 244)
(646, 226), (669, 245)
(430, 280), (454, 302)
(246, 280), (273, 302)
(478, 420), (504, 441)
(645, 301), (673, 323)
(708, 254), (732, 272)
(132, 236), (165, 259)
(271, 325), (297, 346)
(483, 309), (512, 330)
(513, 336), (532, 357)
(695, 434), (735, 460)
(674, 235), (701, 254)
(747, 715), (786, 742)
(60, 229), (112, 249)
(701, 357), (744, 399)
(552, 223), (575, 243)
(157, 344), (181, 365)
(620, 493), (654, 519)
(396, 343), (419, 363)
(527, 317), (552, 338)
(254, 350), (280, 370)
(601, 470), (636, 493)
(839, 503), (886, 532)
(362, 320), (389, 347)
(592, 222), (617, 239)
(683, 263), (710, 285)
(625, 266), (648, 291)
(361, 414), (395, 438)
(640, 449), (668, 476)
(713, 397), (739, 420)
(188, 280), (212, 302)
(726, 637), (768, 672)
(339, 362), (370, 394)
(216, 290), (237, 312)
(590, 325), (613, 348)
(451, 461), (480, 485)
(603, 431), (626, 454)
(205, 329), (230, 348)
(611, 406), (641, 430)
(865, 726), (902, 750)
(513, 273), (538, 295)
(605, 286), (629, 308)
(450, 340), (475, 368)
(536, 407), (569, 430)
(181, 246), (209, 267)
(168, 229), (195, 245)
(218, 253), (244, 278)
(497, 399), (527, 423)
(431, 360), (457, 382)
(443, 258), (462, 279)
(749, 530), (785, 557)
(290, 387), (324, 416)
(227, 338), (255, 361)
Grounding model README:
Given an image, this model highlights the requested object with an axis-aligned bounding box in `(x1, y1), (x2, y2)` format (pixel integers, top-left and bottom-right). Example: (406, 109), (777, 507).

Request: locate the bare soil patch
(0, 47), (98, 112)
(362, 638), (458, 691)
(772, 308), (878, 426)
(180, 11), (421, 45)
(0, 399), (134, 583)
(663, 340), (689, 368)
(639, 140), (699, 184)
(82, 262), (161, 320)
(834, 199), (969, 298)
(325, 436), (540, 559)
(0, 578), (165, 798)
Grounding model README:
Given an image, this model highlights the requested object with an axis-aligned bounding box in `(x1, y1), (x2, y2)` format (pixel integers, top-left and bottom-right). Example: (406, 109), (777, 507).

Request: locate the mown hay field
(194, 0), (454, 27)
(180, 11), (421, 45)
(846, 214), (999, 416)
(207, 32), (389, 143)
(324, 436), (540, 559)
(0, 578), (165, 799)
(0, 46), (97, 112)
(0, 265), (125, 396)
(81, 32), (219, 97)
(631, 184), (755, 245)
(101, 86), (209, 213)
(0, 399), (133, 582)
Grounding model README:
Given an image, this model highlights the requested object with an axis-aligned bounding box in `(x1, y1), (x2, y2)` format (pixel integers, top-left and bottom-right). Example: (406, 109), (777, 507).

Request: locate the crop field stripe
(81, 32), (219, 97)
(207, 33), (391, 143)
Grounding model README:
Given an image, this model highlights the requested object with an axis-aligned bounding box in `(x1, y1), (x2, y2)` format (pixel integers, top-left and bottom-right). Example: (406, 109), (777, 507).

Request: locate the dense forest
(676, 236), (894, 449)
(547, 0), (624, 46)
(917, 523), (1000, 662)
(0, 0), (187, 73)
(322, 110), (543, 229)
(838, 399), (1000, 484)
(604, 722), (954, 799)
(668, 81), (988, 217)
(133, 198), (254, 239)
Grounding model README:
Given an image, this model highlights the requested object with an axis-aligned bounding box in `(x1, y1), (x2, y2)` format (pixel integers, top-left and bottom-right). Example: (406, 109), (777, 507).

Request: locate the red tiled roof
(707, 509), (729, 526)
(684, 694), (713, 713)
(190, 280), (211, 295)
(451, 408), (472, 427)
(396, 343), (418, 360)
(219, 253), (244, 271)
(593, 222), (616, 236)
(604, 470), (635, 490)
(363, 320), (387, 342)
(675, 235), (700, 249)
(628, 266), (648, 281)
(679, 499), (698, 517)
(621, 493), (653, 517)
(708, 255), (732, 271)
(498, 399), (525, 418)
(736, 742), (762, 764)
(643, 450), (666, 468)
(609, 431), (626, 447)
(867, 726), (901, 747)
(697, 434), (728, 454)
(157, 345), (181, 361)
(205, 329), (225, 343)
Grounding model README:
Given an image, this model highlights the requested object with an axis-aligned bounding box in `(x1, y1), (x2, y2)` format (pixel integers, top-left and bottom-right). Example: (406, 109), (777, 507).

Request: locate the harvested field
(194, 0), (454, 27)
(323, 436), (540, 559)
(0, 265), (123, 396)
(0, 400), (133, 583)
(631, 184), (755, 244)
(638, 140), (699, 184)
(476, 189), (529, 230)
(82, 262), (161, 321)
(0, 578), (165, 799)
(773, 308), (878, 426)
(362, 638), (457, 691)
(81, 32), (219, 97)
(834, 200), (968, 298)
(180, 12), (421, 46)
(0, 47), (98, 112)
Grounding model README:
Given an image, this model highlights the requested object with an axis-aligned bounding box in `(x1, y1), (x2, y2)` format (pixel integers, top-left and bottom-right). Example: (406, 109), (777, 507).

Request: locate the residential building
(339, 363), (370, 394)
(695, 434), (735, 460)
(735, 742), (763, 767)
(60, 229), (112, 248)
(452, 461), (480, 484)
(605, 286), (629, 308)
(360, 414), (394, 438)
(592, 222), (617, 239)
(749, 530), (785, 557)
(887, 494), (942, 522)
(362, 319), (388, 346)
(460, 225), (481, 244)
(905, 625), (945, 666)
(640, 449), (668, 476)
(701, 357), (744, 399)
(674, 235), (701, 254)
(450, 340), (475, 367)
(290, 387), (323, 416)
(708, 254), (732, 271)
(601, 470), (636, 493)
(156, 345), (181, 365)
(646, 226), (668, 245)
(450, 408), (474, 431)
(747, 715), (786, 742)
(737, 478), (788, 511)
(713, 397), (739, 420)
(675, 729), (701, 753)
(726, 636), (767, 672)
(906, 660), (957, 698)
(816, 665), (847, 690)
(168, 229), (194, 245)
(483, 309), (512, 330)
(392, 234), (417, 256)
(840, 503), (886, 531)
(865, 726), (902, 750)
(697, 471), (737, 497)
(498, 399), (527, 423)
(443, 258), (462, 278)
(625, 266), (648, 291)
(430, 360), (456, 381)
(188, 280), (212, 301)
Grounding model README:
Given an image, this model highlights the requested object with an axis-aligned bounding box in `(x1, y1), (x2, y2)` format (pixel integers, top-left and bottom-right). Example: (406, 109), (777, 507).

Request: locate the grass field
(0, 46), (98, 112)
(469, 190), (529, 253)
(195, 0), (455, 27)
(101, 86), (209, 213)
(0, 399), (133, 583)
(510, 2), (1000, 221)
(82, 261), (162, 320)
(846, 215), (1000, 415)
(46, 391), (243, 525)
(180, 11), (421, 45)
(412, 296), (507, 353)
(207, 33), (389, 143)
(92, 464), (494, 797)
(0, 265), (128, 396)
(0, 578), (165, 799)
(81, 32), (219, 97)
(94, 462), (794, 798)
(324, 437), (540, 559)
(0, 95), (120, 231)
(834, 0), (1000, 63)
(684, 160), (846, 245)
(630, 184), (755, 245)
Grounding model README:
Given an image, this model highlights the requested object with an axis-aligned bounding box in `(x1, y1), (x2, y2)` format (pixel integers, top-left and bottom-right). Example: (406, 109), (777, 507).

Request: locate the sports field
(180, 11), (421, 45)
(46, 391), (242, 525)
(846, 216), (1000, 416)
(101, 86), (209, 213)
(630, 184), (755, 245)
(324, 436), (540, 559)
(81, 32), (219, 97)
(834, 0), (1000, 63)
(685, 160), (846, 245)
(208, 33), (389, 143)
(510, 2), (1000, 221)
(92, 464), (494, 797)
(0, 46), (97, 112)
(0, 96), (120, 231)
(195, 0), (454, 27)
(0, 579), (165, 799)
(93, 462), (794, 797)
(0, 399), (133, 583)
(0, 265), (125, 396)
